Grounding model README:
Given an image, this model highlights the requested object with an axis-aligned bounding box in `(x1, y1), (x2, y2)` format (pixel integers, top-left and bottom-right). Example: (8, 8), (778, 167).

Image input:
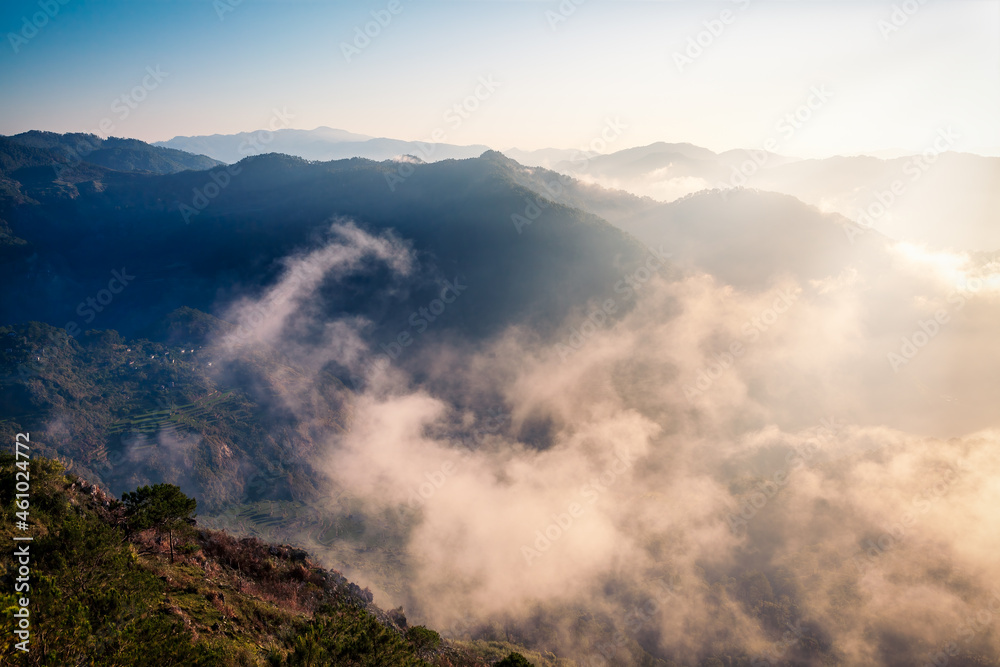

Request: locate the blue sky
(1, 0), (997, 157)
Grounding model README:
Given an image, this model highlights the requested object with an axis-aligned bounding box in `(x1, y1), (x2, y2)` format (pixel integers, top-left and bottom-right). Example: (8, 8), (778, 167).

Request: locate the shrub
(405, 625), (441, 652)
(496, 652), (534, 667)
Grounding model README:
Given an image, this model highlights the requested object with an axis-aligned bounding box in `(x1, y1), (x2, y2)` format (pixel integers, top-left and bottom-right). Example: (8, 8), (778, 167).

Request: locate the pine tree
(121, 483), (197, 563)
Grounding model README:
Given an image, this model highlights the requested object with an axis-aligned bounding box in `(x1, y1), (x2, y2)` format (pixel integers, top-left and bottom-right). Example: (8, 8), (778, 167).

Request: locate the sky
(1, 0), (998, 157)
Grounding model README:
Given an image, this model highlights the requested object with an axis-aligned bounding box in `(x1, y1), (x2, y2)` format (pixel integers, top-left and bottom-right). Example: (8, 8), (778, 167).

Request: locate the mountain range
(151, 126), (1000, 251)
(155, 126), (490, 165)
(2, 130), (999, 666)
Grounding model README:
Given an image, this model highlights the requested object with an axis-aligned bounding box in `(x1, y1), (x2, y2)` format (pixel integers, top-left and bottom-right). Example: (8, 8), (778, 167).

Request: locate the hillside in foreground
(0, 454), (556, 666)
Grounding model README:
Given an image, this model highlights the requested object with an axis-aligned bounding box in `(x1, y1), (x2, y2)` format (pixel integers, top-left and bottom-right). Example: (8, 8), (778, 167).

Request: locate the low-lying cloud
(210, 220), (1000, 665)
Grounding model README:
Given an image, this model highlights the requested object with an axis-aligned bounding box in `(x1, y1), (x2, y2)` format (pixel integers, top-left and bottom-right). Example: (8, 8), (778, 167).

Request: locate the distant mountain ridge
(5, 130), (223, 174)
(152, 126), (1000, 249)
(0, 137), (652, 344)
(0, 132), (224, 206)
(148, 126), (999, 252)
(155, 126), (492, 164)
(541, 140), (1000, 250)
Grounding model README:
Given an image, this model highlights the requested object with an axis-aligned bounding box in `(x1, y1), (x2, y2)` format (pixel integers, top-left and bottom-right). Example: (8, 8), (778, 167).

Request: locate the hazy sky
(1, 0), (997, 157)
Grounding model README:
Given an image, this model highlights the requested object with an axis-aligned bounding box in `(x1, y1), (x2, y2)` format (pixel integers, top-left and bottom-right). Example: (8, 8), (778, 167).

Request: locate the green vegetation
(495, 652), (534, 667)
(122, 483), (198, 562)
(0, 320), (346, 513)
(0, 456), (220, 665)
(285, 610), (416, 666)
(0, 455), (561, 666)
(3, 131), (223, 176)
(406, 625), (442, 660)
(0, 136), (650, 346)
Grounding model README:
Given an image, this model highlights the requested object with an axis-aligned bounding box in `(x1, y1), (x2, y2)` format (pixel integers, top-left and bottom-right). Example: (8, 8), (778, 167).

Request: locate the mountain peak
(479, 149), (518, 166)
